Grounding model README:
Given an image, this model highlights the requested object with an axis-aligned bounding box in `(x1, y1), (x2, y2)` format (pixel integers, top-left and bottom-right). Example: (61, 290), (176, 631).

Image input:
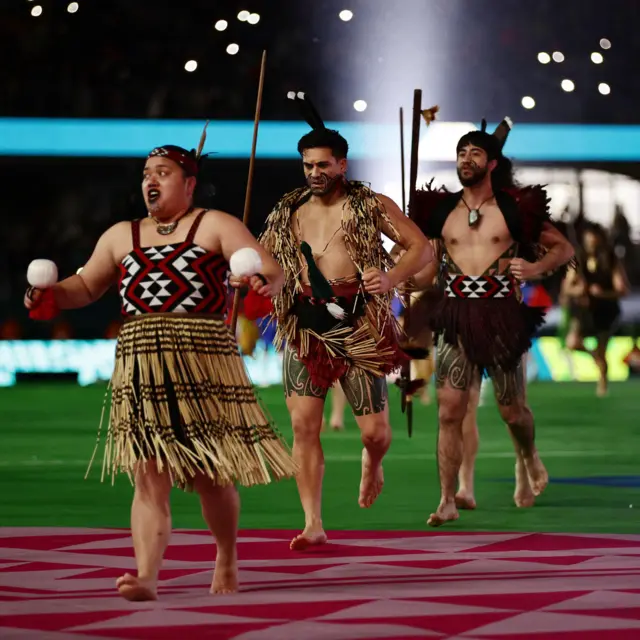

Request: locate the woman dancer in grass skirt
(25, 131), (297, 600)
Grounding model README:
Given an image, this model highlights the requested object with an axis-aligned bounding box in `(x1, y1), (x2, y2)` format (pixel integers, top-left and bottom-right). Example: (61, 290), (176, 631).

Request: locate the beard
(457, 162), (488, 187)
(307, 173), (343, 196)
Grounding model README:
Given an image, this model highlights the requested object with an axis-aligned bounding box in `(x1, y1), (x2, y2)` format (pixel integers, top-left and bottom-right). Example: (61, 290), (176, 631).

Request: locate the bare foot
(210, 553), (238, 594)
(331, 422), (344, 431)
(116, 573), (157, 602)
(427, 500), (459, 527)
(290, 527), (328, 551)
(523, 453), (548, 497)
(358, 449), (384, 508)
(455, 491), (477, 510)
(514, 460), (536, 508)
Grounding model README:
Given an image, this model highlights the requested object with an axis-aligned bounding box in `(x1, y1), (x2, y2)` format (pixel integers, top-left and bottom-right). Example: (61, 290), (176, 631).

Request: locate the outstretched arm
(376, 194), (433, 288)
(25, 223), (122, 311)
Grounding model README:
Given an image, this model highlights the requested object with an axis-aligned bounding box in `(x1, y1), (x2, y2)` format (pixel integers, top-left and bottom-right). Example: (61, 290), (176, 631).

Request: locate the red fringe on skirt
(294, 326), (406, 390)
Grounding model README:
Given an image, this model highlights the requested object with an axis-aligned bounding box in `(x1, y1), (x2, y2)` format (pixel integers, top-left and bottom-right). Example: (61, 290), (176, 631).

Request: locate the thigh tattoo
(340, 367), (387, 416)
(489, 359), (525, 406)
(435, 334), (475, 391)
(283, 345), (327, 399)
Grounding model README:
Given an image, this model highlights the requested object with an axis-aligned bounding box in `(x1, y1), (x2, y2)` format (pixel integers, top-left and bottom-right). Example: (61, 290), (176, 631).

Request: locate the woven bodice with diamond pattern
(438, 242), (520, 300)
(118, 211), (229, 317)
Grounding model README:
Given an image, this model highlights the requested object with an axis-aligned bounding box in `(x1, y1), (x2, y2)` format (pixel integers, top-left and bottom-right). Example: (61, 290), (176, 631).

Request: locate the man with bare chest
(258, 95), (432, 550)
(411, 118), (575, 526)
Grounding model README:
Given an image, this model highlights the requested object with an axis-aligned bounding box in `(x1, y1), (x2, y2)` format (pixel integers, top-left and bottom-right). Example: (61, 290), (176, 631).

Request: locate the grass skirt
(87, 314), (297, 488)
(423, 287), (546, 374)
(291, 281), (406, 390)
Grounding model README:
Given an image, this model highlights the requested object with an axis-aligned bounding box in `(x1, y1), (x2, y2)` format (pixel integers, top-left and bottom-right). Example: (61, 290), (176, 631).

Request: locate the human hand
(362, 267), (392, 294)
(24, 286), (43, 310)
(229, 275), (249, 289)
(247, 274), (273, 297)
(509, 258), (541, 281)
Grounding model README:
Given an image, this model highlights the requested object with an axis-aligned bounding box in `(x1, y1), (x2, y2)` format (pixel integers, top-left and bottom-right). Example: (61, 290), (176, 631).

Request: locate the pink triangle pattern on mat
(0, 528), (639, 639)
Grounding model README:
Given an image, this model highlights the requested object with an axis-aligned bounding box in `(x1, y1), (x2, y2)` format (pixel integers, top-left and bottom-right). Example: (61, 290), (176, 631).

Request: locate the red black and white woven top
(118, 210), (229, 317)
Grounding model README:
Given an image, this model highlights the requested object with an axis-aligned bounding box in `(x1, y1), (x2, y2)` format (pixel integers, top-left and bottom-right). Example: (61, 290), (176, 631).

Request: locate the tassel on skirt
(87, 313), (297, 489)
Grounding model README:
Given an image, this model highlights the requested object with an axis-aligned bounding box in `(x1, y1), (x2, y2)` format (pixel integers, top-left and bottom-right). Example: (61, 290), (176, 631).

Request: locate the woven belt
(445, 274), (515, 299)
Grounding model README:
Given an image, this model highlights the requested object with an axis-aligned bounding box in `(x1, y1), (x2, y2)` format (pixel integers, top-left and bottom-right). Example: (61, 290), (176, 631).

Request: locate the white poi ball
(27, 259), (58, 288)
(229, 247), (263, 277)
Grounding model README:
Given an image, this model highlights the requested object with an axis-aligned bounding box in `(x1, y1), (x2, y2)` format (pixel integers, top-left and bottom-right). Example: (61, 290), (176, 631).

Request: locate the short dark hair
(297, 128), (349, 160)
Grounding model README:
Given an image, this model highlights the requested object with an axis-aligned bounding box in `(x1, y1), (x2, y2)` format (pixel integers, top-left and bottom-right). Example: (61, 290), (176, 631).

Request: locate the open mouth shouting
(147, 188), (161, 204)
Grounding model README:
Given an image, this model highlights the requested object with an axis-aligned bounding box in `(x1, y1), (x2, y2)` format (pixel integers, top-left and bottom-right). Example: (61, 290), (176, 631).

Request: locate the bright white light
(353, 100), (367, 112)
(214, 20), (228, 31)
(561, 79), (575, 92)
(591, 52), (604, 64)
(553, 51), (565, 63)
(67, 2), (79, 13)
(31, 5), (42, 16)
(237, 10), (250, 21)
(537, 52), (551, 64)
(339, 9), (354, 21)
(184, 60), (198, 72)
(247, 13), (260, 25)
(226, 43), (240, 55)
(600, 38), (611, 50)
(521, 96), (536, 109)
(598, 82), (611, 95)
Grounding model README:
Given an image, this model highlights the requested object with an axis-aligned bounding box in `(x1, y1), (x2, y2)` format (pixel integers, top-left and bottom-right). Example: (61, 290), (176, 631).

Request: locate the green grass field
(1, 381), (639, 533)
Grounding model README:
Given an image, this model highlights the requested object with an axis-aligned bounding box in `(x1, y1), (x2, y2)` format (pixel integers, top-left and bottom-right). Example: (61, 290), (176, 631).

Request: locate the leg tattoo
(341, 368), (387, 416)
(428, 337), (475, 527)
(283, 345), (328, 400)
(490, 359), (525, 407)
(490, 359), (548, 498)
(435, 334), (475, 391)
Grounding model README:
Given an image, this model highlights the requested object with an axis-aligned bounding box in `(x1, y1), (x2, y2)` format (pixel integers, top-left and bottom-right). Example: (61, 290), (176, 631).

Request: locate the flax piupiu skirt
(86, 313), (297, 489)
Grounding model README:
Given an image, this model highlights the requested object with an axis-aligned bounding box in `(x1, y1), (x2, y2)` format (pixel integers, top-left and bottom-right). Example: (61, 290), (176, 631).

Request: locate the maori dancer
(394, 241), (481, 509)
(249, 92), (432, 550)
(411, 117), (575, 526)
(25, 131), (297, 599)
(561, 222), (630, 396)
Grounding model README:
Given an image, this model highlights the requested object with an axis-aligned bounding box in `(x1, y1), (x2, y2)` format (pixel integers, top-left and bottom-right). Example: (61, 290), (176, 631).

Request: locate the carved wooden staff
(398, 89), (423, 436)
(399, 94), (439, 436)
(230, 50), (267, 334)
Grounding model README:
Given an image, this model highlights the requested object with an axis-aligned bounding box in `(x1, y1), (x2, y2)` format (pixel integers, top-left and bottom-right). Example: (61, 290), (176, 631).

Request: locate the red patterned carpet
(1, 528), (640, 639)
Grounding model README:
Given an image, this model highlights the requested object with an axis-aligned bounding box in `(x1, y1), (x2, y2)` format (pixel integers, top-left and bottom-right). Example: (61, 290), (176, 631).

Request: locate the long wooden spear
(230, 50), (267, 334)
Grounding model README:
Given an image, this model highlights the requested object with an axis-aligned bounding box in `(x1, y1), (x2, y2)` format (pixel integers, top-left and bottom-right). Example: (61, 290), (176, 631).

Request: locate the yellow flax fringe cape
(259, 182), (404, 378)
(86, 313), (297, 489)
